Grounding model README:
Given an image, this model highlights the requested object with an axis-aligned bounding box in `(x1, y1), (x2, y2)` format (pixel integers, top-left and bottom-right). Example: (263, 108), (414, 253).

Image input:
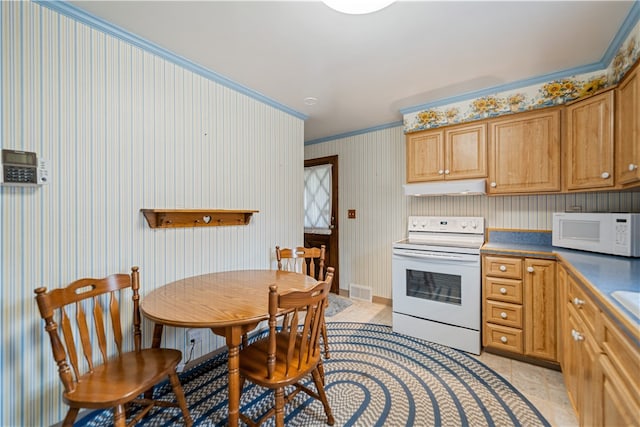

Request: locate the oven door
(392, 249), (480, 330)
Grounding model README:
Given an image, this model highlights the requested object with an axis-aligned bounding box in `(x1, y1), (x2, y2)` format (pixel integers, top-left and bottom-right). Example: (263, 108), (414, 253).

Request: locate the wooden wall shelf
(141, 209), (258, 229)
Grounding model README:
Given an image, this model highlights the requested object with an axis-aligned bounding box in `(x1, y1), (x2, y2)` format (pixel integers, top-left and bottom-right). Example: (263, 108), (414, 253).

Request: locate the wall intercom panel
(1, 149), (49, 186)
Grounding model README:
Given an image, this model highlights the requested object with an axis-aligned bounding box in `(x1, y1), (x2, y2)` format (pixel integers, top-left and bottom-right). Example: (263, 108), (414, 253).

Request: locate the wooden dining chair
(34, 266), (193, 427)
(275, 245), (332, 358)
(276, 245), (326, 281)
(238, 272), (335, 427)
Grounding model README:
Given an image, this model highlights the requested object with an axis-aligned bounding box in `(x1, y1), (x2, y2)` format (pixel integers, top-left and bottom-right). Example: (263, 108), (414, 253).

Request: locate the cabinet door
(564, 90), (614, 190)
(566, 307), (600, 426)
(406, 129), (445, 182)
(445, 122), (487, 180)
(488, 108), (561, 194)
(524, 258), (557, 361)
(599, 354), (640, 427)
(615, 63), (640, 186)
(557, 263), (568, 370)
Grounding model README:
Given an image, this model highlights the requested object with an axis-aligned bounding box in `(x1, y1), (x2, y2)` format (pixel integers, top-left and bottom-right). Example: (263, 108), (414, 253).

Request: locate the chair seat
(239, 334), (320, 388)
(64, 348), (182, 408)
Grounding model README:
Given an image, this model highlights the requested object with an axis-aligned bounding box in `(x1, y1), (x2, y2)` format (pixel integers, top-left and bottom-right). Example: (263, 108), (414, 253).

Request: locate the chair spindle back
(34, 267), (140, 393)
(266, 269), (332, 379)
(276, 245), (326, 280)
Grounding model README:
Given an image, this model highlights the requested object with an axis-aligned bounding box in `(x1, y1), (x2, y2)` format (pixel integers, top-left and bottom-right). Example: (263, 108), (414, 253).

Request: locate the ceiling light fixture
(304, 97), (318, 106)
(322, 0), (396, 15)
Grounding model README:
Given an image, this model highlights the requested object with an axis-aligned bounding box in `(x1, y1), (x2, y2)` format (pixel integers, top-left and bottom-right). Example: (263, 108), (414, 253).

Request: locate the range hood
(403, 179), (486, 196)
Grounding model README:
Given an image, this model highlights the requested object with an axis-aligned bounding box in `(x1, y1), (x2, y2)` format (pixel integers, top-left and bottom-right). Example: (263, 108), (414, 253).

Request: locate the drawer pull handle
(527, 266), (534, 273)
(571, 329), (584, 342)
(499, 265), (507, 272)
(500, 312), (508, 319)
(573, 297), (585, 306)
(500, 336), (508, 344)
(438, 169), (444, 175)
(499, 287), (507, 295)
(629, 163), (638, 172)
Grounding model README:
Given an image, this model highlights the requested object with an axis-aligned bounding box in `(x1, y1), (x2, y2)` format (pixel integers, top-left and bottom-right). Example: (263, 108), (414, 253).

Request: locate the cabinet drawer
(484, 256), (522, 279)
(567, 276), (598, 335)
(485, 277), (523, 304)
(484, 323), (523, 353)
(485, 300), (523, 328)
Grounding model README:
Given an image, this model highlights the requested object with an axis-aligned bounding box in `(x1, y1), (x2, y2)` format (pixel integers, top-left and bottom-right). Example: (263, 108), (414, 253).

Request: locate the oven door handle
(393, 249), (478, 263)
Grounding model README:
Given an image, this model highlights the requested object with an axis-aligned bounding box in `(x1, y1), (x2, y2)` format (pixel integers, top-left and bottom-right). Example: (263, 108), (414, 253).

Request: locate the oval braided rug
(80, 322), (550, 427)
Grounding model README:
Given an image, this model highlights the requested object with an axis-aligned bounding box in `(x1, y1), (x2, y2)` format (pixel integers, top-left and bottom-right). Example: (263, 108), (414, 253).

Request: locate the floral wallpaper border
(403, 19), (640, 133)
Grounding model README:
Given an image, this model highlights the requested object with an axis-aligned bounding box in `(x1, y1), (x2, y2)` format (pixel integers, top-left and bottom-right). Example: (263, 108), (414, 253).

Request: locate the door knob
(499, 265), (507, 272)
(601, 172), (610, 179)
(438, 169), (444, 175)
(490, 182), (497, 188)
(527, 266), (534, 273)
(444, 169), (450, 174)
(630, 163), (639, 171)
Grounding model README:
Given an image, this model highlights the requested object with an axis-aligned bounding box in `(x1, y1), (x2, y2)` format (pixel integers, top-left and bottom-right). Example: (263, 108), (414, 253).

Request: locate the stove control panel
(408, 216), (485, 234)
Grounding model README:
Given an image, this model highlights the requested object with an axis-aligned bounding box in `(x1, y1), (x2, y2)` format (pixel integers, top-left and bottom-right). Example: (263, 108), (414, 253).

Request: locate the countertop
(481, 233), (640, 334)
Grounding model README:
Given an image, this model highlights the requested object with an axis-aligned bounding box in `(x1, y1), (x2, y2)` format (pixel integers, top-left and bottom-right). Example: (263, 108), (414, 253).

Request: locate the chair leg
(242, 333), (248, 349)
(321, 321), (330, 359)
(311, 368), (335, 426)
(62, 408), (79, 427)
(318, 359), (326, 386)
(168, 372), (193, 427)
(113, 404), (127, 427)
(274, 387), (285, 427)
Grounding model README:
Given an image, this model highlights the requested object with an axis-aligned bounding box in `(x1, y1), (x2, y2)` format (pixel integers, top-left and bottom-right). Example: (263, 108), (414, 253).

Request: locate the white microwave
(552, 212), (640, 257)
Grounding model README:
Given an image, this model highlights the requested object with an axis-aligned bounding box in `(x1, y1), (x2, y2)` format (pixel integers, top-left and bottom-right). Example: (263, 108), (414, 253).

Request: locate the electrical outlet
(187, 328), (204, 343)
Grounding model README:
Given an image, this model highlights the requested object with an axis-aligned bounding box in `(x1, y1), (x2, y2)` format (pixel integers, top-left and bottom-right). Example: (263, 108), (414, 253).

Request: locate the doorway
(304, 155), (339, 293)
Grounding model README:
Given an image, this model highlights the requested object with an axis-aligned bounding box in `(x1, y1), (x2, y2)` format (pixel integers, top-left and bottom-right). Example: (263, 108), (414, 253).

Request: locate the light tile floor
(327, 298), (578, 427)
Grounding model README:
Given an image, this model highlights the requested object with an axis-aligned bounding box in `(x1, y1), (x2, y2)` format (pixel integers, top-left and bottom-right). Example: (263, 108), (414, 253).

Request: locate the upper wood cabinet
(615, 61), (640, 186)
(488, 108), (561, 194)
(564, 89), (615, 191)
(406, 122), (486, 183)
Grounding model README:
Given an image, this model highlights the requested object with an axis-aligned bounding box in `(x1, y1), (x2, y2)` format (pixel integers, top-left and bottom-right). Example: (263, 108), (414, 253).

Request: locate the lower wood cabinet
(558, 262), (640, 426)
(565, 300), (600, 426)
(482, 255), (557, 362)
(524, 258), (556, 360)
(599, 353), (640, 426)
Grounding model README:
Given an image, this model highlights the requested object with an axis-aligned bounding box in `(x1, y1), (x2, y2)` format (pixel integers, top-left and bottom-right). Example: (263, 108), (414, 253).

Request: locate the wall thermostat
(1, 149), (49, 186)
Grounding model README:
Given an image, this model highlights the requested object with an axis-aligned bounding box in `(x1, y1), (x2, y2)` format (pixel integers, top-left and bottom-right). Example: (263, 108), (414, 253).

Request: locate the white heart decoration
(203, 215), (212, 224)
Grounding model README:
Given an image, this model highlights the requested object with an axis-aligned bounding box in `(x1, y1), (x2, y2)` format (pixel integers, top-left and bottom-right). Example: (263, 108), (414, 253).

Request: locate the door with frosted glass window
(304, 155), (339, 293)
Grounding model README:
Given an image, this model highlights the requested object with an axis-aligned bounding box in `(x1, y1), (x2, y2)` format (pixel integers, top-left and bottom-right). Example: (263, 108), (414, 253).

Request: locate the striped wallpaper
(1, 2), (304, 426)
(305, 126), (640, 298)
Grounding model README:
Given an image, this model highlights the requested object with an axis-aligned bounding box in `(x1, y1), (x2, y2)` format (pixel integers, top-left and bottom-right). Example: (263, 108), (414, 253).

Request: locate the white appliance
(552, 212), (640, 257)
(403, 178), (486, 196)
(392, 216), (485, 355)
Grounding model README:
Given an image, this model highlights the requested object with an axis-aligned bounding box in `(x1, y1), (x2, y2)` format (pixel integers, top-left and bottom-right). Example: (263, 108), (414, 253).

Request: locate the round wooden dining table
(140, 269), (318, 426)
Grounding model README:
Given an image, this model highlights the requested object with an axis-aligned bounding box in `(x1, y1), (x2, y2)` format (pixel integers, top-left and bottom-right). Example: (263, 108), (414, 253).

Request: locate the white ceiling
(69, 1), (635, 142)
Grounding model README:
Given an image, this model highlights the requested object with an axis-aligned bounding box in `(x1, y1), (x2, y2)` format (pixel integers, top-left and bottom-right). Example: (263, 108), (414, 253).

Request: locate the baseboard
(339, 289), (392, 306)
(372, 295), (392, 306)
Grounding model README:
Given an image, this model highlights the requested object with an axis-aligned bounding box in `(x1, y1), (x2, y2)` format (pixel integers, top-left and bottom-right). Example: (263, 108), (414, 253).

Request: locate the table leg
(221, 325), (243, 427)
(145, 323), (165, 400)
(151, 323), (164, 348)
